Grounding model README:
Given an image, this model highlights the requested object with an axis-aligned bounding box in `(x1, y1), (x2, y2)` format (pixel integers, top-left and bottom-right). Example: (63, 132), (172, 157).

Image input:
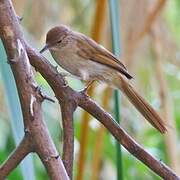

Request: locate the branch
(0, 136), (31, 179)
(60, 100), (76, 179)
(26, 47), (179, 179)
(78, 94), (180, 180)
(0, 0), (69, 179)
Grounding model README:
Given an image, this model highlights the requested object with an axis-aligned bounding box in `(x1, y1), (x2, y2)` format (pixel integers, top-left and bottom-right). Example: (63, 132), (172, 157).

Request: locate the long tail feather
(117, 76), (167, 134)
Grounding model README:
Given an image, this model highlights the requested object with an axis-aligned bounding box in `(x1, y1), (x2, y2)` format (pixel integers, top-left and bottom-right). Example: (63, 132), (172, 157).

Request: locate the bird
(40, 24), (167, 133)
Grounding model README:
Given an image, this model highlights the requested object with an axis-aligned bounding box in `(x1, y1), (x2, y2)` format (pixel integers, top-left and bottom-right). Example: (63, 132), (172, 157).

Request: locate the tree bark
(0, 0), (69, 179)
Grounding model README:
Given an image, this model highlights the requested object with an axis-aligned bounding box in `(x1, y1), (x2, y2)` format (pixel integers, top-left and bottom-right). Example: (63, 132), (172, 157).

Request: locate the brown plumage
(75, 34), (133, 79)
(40, 25), (167, 133)
(118, 76), (166, 133)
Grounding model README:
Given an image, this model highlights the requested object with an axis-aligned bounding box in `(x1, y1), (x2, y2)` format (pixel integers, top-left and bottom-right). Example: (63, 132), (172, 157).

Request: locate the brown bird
(40, 25), (167, 133)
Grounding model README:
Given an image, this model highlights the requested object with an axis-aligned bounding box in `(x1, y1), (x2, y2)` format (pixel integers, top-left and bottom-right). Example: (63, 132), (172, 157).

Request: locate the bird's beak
(40, 44), (49, 53)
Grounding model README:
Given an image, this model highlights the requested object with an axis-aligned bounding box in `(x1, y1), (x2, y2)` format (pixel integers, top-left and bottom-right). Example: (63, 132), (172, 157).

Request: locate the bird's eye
(57, 40), (62, 44)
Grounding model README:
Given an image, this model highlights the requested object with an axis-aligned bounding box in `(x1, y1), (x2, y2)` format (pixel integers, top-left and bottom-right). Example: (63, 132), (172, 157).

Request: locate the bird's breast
(50, 46), (90, 80)
(50, 45), (117, 83)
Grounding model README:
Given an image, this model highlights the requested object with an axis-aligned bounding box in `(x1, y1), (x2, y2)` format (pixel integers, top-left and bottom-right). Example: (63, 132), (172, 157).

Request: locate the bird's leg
(81, 80), (96, 94)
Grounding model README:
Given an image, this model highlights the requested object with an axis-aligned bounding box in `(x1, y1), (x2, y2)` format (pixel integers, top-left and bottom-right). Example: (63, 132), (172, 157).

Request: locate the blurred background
(0, 0), (180, 179)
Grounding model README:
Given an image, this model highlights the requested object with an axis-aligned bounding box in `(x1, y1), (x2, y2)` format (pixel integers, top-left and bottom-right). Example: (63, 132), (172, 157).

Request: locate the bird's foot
(81, 80), (95, 94)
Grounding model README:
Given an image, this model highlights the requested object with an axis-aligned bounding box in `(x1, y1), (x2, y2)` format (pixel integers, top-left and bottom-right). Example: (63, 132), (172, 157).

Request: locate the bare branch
(78, 94), (179, 180)
(26, 46), (180, 179)
(60, 100), (76, 179)
(0, 136), (31, 179)
(30, 101), (69, 180)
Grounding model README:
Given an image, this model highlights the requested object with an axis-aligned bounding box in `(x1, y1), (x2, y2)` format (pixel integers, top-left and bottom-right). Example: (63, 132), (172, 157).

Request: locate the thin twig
(60, 100), (76, 179)
(0, 136), (31, 179)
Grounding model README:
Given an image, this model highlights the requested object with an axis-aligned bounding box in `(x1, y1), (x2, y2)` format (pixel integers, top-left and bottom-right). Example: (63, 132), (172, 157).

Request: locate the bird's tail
(117, 75), (167, 134)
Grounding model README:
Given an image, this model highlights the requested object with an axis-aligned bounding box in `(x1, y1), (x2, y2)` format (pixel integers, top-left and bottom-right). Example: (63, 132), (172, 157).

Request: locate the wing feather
(74, 32), (133, 79)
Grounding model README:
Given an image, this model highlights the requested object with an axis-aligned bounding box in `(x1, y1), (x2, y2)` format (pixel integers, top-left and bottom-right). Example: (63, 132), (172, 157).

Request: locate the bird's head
(40, 25), (70, 53)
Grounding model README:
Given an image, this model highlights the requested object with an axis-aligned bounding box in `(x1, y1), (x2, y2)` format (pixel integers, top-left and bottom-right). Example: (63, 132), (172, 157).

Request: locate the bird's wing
(75, 32), (133, 79)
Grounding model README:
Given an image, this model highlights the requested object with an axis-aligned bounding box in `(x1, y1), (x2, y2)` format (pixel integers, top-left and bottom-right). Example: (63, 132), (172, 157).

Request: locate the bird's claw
(80, 80), (95, 95)
(81, 86), (89, 95)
